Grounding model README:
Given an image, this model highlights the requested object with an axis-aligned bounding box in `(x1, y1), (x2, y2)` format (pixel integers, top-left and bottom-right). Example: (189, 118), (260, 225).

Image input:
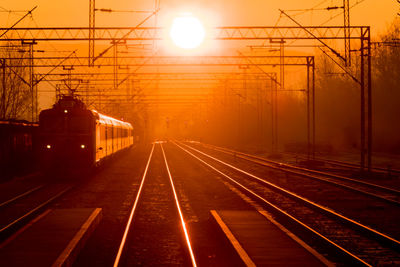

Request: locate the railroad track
(175, 141), (400, 266)
(0, 182), (72, 239)
(186, 142), (400, 243)
(113, 143), (196, 266)
(284, 152), (400, 175)
(192, 142), (400, 206)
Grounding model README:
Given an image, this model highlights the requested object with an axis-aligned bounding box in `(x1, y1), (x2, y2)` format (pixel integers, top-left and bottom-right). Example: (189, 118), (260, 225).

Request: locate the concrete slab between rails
(210, 210), (333, 267)
(0, 208), (102, 267)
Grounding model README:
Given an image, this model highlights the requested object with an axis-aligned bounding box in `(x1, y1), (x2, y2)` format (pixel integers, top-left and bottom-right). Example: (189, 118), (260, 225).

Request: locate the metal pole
(153, 0), (159, 50)
(312, 57), (316, 159)
(277, 40), (284, 153)
(68, 68), (72, 95)
(114, 41), (118, 90)
(30, 43), (34, 122)
(257, 79), (261, 143)
(344, 0), (351, 66)
(367, 28), (372, 172)
(274, 78), (278, 152)
(243, 67), (247, 99)
(35, 76), (38, 121)
(1, 59), (5, 119)
(307, 59), (310, 160)
(238, 93), (241, 146)
(89, 0), (95, 66)
(270, 79), (276, 152)
(280, 40), (285, 90)
(360, 30), (365, 172)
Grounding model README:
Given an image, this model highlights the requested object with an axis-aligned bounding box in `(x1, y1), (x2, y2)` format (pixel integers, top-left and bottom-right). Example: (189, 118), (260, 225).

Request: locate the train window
(69, 116), (90, 133)
(100, 125), (106, 140)
(107, 126), (113, 138)
(113, 127), (118, 138)
(40, 116), (64, 132)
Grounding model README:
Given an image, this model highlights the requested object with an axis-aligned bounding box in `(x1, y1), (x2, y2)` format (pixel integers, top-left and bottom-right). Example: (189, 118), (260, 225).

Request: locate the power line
(0, 7), (30, 13)
(320, 0), (367, 26)
(0, 6), (37, 38)
(95, 8), (153, 13)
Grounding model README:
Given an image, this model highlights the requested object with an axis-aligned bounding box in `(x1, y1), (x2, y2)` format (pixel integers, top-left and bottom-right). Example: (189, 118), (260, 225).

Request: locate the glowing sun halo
(170, 15), (205, 49)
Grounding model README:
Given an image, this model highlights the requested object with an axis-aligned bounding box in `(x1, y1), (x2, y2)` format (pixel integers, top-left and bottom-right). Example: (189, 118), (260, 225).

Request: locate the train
(39, 96), (134, 172)
(0, 120), (38, 180)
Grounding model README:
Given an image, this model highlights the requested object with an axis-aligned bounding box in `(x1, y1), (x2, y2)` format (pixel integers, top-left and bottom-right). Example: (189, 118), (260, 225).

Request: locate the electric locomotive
(39, 96), (133, 172)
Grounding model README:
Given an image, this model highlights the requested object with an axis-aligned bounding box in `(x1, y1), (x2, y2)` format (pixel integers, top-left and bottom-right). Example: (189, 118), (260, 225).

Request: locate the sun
(170, 14), (205, 49)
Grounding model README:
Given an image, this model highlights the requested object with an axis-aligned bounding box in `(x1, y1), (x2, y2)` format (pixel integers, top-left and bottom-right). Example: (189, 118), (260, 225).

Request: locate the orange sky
(1, 0), (398, 119)
(1, 0), (399, 37)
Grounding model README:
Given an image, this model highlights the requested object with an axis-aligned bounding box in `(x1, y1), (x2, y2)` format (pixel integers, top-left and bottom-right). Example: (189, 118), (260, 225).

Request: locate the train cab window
(40, 116), (64, 132)
(69, 116), (91, 133)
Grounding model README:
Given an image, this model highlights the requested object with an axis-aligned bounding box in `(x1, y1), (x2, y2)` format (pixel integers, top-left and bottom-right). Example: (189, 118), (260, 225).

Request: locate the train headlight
(46, 144), (51, 149)
(81, 144), (86, 149)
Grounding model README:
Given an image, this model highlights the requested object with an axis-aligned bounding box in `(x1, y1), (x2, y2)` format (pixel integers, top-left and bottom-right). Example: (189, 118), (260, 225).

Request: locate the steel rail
(0, 186), (72, 234)
(173, 141), (371, 266)
(324, 158), (400, 174)
(113, 144), (155, 267)
(287, 152), (400, 175)
(0, 184), (45, 208)
(199, 143), (400, 205)
(178, 141), (400, 251)
(160, 144), (197, 267)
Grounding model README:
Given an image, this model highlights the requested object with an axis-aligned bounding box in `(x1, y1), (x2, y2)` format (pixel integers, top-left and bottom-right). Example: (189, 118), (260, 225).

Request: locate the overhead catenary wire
(281, 0), (332, 17)
(0, 8), (30, 13)
(0, 6), (37, 38)
(95, 8), (153, 13)
(320, 0), (367, 25)
(279, 0), (367, 26)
